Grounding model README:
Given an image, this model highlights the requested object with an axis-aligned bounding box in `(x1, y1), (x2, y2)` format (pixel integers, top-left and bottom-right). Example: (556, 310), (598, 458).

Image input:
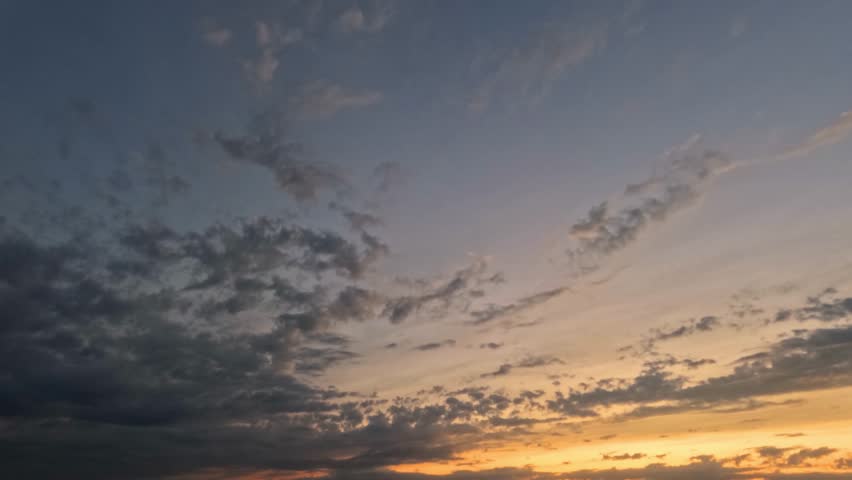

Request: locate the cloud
(730, 15), (748, 38)
(469, 287), (568, 326)
(199, 17), (232, 46)
(242, 21), (301, 85)
(773, 288), (852, 323)
(779, 110), (852, 160)
(372, 161), (403, 194)
(785, 447), (837, 466)
(255, 21), (302, 49)
(601, 452), (646, 461)
(563, 109), (852, 275)
(560, 459), (745, 480)
(214, 109), (349, 201)
(330, 202), (384, 232)
(621, 315), (722, 356)
(567, 136), (733, 272)
(382, 258), (502, 324)
(469, 23), (607, 112)
(137, 140), (192, 206)
(291, 80), (384, 120)
(414, 339), (456, 351)
(481, 355), (563, 378)
(0, 203), (509, 479)
(243, 49), (281, 84)
(551, 324), (852, 421)
(336, 1), (394, 34)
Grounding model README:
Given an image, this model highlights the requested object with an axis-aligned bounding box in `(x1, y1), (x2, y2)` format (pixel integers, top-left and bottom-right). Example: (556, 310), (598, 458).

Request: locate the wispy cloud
(291, 80), (384, 120)
(468, 23), (607, 112)
(243, 21), (302, 85)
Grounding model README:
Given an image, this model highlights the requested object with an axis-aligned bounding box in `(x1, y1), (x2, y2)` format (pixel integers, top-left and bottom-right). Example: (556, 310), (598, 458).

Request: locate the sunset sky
(3, 1), (852, 479)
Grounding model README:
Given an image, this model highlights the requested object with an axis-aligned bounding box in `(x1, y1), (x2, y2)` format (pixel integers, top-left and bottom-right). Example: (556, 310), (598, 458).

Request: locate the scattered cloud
(773, 288), (852, 323)
(551, 324), (852, 421)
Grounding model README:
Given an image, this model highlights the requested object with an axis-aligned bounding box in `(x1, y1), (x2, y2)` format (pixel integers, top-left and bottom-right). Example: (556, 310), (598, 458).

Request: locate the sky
(2, 1), (852, 479)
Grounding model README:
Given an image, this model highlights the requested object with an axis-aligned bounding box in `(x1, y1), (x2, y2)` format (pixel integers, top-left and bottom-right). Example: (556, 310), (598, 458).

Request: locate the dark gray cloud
(558, 460), (750, 480)
(469, 287), (568, 326)
(566, 137), (733, 274)
(0, 170), (481, 480)
(214, 109), (348, 202)
(785, 447), (837, 466)
(620, 316), (722, 357)
(330, 201), (384, 233)
(601, 452), (646, 461)
(481, 355), (563, 378)
(414, 339), (457, 351)
(774, 288), (852, 324)
(310, 466), (554, 480)
(383, 259), (502, 324)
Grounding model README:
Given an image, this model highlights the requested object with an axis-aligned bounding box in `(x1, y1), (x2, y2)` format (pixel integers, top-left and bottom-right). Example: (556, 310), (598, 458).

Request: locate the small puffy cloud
(255, 21), (302, 48)
(199, 17), (232, 46)
(243, 49), (280, 84)
(336, 1), (393, 34)
(242, 21), (301, 85)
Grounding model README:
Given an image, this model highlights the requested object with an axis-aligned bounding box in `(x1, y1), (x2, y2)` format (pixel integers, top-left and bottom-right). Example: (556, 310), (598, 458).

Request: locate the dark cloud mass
(4, 3), (852, 480)
(0, 167), (450, 479)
